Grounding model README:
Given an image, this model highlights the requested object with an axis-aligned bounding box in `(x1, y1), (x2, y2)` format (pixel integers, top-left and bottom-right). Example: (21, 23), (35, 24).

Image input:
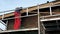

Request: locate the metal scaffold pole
(37, 5), (40, 34)
(2, 11), (4, 20)
(49, 6), (52, 15)
(26, 8), (28, 16)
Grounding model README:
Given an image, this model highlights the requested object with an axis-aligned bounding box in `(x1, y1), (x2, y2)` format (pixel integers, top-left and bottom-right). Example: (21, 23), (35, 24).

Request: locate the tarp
(0, 20), (6, 30)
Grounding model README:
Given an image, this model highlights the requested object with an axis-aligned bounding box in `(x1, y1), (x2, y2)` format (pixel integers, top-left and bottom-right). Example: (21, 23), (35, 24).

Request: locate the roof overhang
(0, 1), (60, 19)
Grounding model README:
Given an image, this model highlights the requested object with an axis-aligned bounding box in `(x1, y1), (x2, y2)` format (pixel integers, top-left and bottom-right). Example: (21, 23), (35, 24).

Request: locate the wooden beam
(29, 12), (60, 14)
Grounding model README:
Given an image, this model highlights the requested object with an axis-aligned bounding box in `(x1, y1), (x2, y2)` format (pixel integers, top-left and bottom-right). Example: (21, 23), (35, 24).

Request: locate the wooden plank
(0, 28), (38, 33)
(29, 12), (60, 16)
(40, 17), (60, 21)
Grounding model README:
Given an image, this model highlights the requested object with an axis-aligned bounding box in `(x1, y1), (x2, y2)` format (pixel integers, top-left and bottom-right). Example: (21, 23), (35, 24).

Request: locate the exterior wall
(52, 6), (60, 15)
(7, 15), (38, 30)
(22, 15), (38, 28)
(7, 19), (14, 30)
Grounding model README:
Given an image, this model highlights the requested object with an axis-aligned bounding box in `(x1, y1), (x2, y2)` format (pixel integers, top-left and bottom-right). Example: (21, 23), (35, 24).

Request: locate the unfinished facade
(0, 1), (60, 34)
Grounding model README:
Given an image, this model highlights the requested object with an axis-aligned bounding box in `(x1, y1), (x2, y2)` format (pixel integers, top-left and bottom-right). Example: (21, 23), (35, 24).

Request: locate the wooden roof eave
(0, 1), (60, 19)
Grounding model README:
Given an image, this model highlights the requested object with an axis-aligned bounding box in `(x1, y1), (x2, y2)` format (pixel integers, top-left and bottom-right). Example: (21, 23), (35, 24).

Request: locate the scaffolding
(0, 1), (60, 34)
(0, 6), (41, 34)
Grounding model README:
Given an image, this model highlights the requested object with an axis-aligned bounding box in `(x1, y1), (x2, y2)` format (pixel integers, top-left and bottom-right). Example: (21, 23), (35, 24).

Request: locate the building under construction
(0, 0), (60, 34)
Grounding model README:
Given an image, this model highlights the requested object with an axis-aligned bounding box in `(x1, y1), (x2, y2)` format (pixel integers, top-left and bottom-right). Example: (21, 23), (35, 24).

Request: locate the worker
(13, 7), (22, 30)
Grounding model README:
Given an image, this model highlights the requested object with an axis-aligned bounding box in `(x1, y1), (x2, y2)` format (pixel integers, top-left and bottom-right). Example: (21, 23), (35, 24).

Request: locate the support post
(38, 5), (40, 34)
(6, 20), (8, 30)
(2, 12), (4, 20)
(49, 7), (52, 15)
(26, 8), (28, 16)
